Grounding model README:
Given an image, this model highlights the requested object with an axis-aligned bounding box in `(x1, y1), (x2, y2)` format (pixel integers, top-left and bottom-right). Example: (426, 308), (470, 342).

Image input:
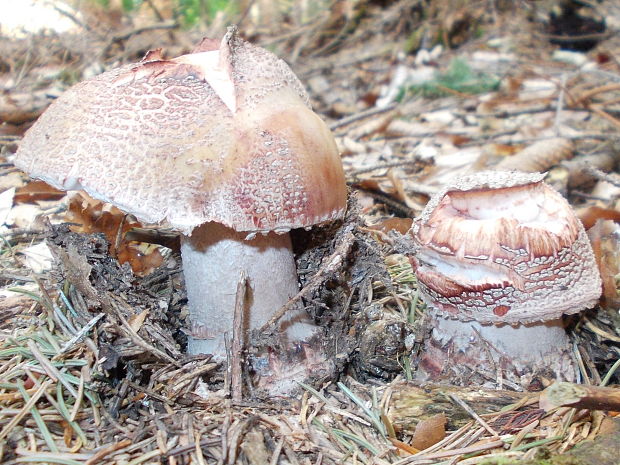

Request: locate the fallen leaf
(577, 206), (620, 231)
(0, 288), (37, 329)
(66, 192), (163, 276)
(587, 219), (620, 308)
(19, 241), (54, 274)
(494, 137), (574, 172)
(489, 143), (522, 157)
(410, 413), (446, 450)
(0, 187), (15, 228)
(367, 218), (413, 235)
(0, 122), (24, 137)
(5, 203), (45, 229)
(128, 309), (149, 333)
(354, 179), (382, 191)
(14, 180), (66, 203)
(389, 437), (420, 456)
(448, 134), (472, 146)
(388, 169), (418, 208)
(117, 244), (163, 276)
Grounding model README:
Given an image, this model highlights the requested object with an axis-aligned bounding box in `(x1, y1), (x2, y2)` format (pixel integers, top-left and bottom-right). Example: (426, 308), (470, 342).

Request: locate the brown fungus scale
(14, 27), (347, 395)
(410, 171), (602, 386)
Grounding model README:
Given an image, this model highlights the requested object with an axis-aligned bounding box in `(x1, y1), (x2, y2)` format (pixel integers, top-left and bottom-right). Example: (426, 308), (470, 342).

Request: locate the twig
(194, 432), (208, 465)
(395, 440), (505, 464)
(259, 229), (355, 333)
(0, 379), (53, 441)
(101, 21), (179, 57)
(230, 272), (247, 403)
(542, 31), (612, 43)
(109, 375), (132, 419)
(449, 394), (498, 437)
(269, 437), (285, 465)
(236, 0), (258, 30)
(584, 166), (620, 188)
(588, 104), (620, 131)
(84, 439), (132, 465)
(162, 438), (220, 461)
(330, 103), (398, 131)
(69, 371), (85, 421)
(572, 83), (620, 106)
(458, 105), (554, 119)
(53, 5), (92, 32)
(107, 21), (179, 46)
(349, 185), (415, 217)
(509, 420), (540, 450)
(554, 74), (567, 131)
(601, 357), (620, 387)
(539, 382), (620, 412)
(57, 313), (104, 355)
(144, 0), (166, 22)
(109, 297), (179, 366)
(27, 340), (78, 398)
(347, 159), (423, 178)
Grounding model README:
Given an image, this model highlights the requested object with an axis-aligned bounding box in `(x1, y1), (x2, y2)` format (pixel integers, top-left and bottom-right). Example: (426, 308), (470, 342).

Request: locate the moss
(398, 58), (500, 100)
(482, 418), (620, 465)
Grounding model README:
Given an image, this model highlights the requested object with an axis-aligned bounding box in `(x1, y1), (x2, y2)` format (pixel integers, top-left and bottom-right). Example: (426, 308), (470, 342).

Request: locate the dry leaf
(14, 180), (66, 204)
(128, 309), (149, 333)
(0, 122), (24, 137)
(367, 218), (413, 235)
(577, 206), (620, 231)
(494, 137), (574, 172)
(591, 180), (620, 203)
(563, 153), (614, 189)
(598, 416), (618, 434)
(117, 243), (163, 276)
(448, 134), (472, 146)
(489, 143), (522, 157)
(354, 179), (382, 191)
(0, 288), (37, 330)
(4, 204), (44, 230)
(19, 241), (54, 274)
(587, 219), (620, 308)
(339, 136), (367, 155)
(389, 437), (420, 457)
(0, 187), (15, 228)
(387, 169), (417, 208)
(410, 413), (447, 450)
(0, 93), (45, 124)
(66, 193), (163, 276)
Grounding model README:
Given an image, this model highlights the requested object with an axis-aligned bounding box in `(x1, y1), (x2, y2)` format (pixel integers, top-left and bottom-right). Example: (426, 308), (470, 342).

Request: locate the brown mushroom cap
(15, 27), (346, 235)
(411, 171), (602, 325)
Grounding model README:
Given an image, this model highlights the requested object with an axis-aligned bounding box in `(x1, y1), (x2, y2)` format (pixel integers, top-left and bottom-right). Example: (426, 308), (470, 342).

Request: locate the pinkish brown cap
(410, 171), (602, 325)
(15, 27), (347, 235)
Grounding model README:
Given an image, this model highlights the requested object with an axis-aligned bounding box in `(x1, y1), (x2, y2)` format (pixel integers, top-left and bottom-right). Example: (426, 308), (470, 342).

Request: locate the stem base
(417, 310), (577, 388)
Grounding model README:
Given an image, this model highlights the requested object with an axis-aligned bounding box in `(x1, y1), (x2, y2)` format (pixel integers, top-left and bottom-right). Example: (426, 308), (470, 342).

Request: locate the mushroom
(409, 171), (601, 386)
(14, 27), (347, 389)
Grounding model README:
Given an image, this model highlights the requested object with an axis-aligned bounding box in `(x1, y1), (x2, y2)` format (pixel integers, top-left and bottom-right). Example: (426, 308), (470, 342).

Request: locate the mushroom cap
(410, 171), (602, 325)
(14, 27), (347, 235)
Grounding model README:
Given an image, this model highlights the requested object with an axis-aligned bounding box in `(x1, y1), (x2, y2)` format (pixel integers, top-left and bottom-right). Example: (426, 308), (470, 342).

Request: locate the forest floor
(1, 1), (620, 464)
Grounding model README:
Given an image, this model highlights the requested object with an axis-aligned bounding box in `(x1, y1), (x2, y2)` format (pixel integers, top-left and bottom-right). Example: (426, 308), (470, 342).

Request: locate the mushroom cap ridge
(410, 171), (602, 325)
(15, 28), (347, 235)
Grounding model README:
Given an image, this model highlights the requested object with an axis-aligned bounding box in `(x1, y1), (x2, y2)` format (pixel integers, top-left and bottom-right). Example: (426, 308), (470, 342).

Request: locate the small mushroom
(409, 171), (602, 386)
(14, 27), (347, 391)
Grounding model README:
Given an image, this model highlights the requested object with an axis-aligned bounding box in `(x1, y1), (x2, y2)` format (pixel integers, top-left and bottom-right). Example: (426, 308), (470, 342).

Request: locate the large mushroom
(409, 171), (602, 386)
(14, 27), (347, 389)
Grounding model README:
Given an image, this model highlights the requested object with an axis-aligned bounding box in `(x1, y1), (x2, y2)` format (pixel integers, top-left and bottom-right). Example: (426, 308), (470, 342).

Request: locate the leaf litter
(1, 1), (620, 464)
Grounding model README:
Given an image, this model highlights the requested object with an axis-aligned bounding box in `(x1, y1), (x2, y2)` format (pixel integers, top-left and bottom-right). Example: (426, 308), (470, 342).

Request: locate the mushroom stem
(418, 309), (577, 386)
(181, 222), (317, 360)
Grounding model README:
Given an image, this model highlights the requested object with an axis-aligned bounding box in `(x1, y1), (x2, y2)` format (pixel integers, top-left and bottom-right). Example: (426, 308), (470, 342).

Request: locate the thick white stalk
(181, 222), (316, 358)
(418, 309), (577, 386)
